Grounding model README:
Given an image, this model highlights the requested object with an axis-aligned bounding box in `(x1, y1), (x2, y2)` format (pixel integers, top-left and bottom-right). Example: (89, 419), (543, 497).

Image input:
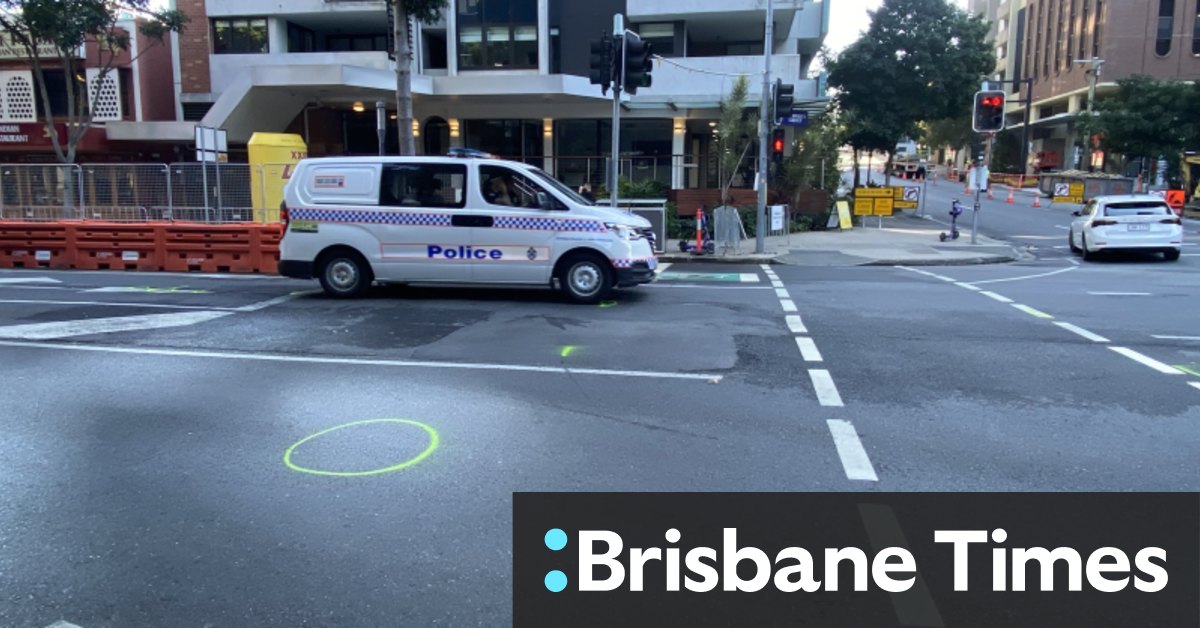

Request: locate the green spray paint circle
(283, 419), (439, 477)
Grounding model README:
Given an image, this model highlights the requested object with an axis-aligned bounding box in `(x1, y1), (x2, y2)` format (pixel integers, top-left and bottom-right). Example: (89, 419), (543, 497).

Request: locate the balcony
(209, 51), (394, 94)
(636, 54), (821, 105)
(627, 0), (805, 21)
(206, 0), (384, 17)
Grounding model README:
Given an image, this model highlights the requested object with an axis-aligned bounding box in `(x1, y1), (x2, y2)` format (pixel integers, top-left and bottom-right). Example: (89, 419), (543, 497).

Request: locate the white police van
(278, 153), (658, 303)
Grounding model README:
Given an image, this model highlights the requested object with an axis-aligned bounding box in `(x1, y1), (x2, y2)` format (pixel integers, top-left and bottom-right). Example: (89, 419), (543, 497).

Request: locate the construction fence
(0, 163), (292, 223)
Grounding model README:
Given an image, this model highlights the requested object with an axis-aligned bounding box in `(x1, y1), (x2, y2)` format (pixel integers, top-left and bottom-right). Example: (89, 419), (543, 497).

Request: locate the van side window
(479, 165), (565, 210)
(379, 163), (467, 208)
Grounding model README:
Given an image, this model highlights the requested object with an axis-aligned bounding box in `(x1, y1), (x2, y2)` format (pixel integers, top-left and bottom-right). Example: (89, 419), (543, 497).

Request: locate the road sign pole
(755, 0), (773, 254)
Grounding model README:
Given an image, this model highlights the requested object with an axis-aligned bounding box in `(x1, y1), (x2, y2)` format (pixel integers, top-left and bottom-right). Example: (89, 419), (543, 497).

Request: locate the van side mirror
(537, 192), (552, 210)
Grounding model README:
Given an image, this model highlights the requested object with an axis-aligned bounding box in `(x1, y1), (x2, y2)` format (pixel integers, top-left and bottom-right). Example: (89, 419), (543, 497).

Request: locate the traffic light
(589, 32), (614, 95)
(773, 79), (795, 124)
(772, 128), (786, 164)
(972, 90), (1006, 133)
(622, 32), (653, 95)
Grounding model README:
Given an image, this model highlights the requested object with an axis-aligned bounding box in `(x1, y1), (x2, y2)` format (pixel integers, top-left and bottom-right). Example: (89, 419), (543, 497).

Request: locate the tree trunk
(884, 152), (893, 186)
(394, 6), (416, 156)
(852, 150), (860, 189)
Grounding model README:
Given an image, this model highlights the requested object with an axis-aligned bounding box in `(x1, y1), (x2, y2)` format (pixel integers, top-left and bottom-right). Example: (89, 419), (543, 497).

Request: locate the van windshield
(526, 168), (593, 206)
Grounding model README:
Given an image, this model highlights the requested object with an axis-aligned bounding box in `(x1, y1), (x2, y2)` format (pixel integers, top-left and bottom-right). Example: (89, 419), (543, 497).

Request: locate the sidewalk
(660, 214), (1022, 266)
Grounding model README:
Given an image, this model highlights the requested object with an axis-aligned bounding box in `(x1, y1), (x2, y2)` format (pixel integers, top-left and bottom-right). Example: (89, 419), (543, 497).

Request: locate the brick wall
(176, 0), (211, 94)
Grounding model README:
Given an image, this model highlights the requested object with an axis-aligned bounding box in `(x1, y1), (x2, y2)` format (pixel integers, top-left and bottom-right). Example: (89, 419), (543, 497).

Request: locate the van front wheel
(318, 249), (372, 298)
(558, 254), (613, 304)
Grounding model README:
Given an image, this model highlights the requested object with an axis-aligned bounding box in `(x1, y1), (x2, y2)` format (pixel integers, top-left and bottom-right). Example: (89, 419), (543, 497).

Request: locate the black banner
(514, 493), (1198, 627)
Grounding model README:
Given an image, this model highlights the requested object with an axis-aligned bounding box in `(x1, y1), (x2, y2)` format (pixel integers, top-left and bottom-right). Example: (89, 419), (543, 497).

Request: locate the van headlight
(605, 222), (643, 240)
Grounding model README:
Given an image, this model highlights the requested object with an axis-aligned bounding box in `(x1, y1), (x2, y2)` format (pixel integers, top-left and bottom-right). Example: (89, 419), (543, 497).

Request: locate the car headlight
(605, 222), (643, 240)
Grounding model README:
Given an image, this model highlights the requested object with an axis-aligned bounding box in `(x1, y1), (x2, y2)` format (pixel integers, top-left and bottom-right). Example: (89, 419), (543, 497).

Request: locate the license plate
(1127, 224), (1150, 231)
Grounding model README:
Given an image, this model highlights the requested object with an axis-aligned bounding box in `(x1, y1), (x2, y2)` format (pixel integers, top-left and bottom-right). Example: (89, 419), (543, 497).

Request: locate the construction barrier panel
(0, 221), (282, 274)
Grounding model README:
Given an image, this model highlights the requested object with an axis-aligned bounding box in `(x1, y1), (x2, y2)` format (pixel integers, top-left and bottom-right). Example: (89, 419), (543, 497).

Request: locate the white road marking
(0, 311), (231, 340)
(759, 264), (772, 271)
(827, 420), (878, 481)
(979, 291), (1013, 303)
(1066, 258), (1080, 265)
(44, 622), (84, 628)
(1011, 304), (1054, 319)
(1054, 225), (1070, 230)
(967, 266), (1077, 285)
(0, 340), (725, 382)
(795, 337), (823, 362)
(1190, 382), (1200, 392)
(1109, 347), (1183, 375)
(235, 291), (316, 312)
(644, 284), (772, 290)
(770, 280), (784, 288)
(0, 298), (234, 311)
(1053, 322), (1110, 343)
(0, 277), (61, 284)
(780, 299), (797, 312)
(954, 282), (982, 291)
(785, 315), (807, 334)
(1152, 335), (1200, 341)
(1088, 292), (1151, 296)
(775, 288), (790, 299)
(739, 273), (760, 283)
(1182, 254), (1200, 257)
(656, 263), (672, 273)
(809, 369), (844, 407)
(894, 266), (946, 280)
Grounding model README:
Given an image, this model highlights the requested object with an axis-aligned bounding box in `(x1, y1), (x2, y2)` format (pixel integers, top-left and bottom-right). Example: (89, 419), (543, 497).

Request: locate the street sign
(854, 187), (893, 198)
(780, 111), (809, 128)
(770, 205), (785, 230)
(836, 200), (853, 230)
(853, 198), (875, 216)
(891, 185), (921, 210)
(1052, 182), (1084, 204)
(968, 166), (990, 191)
(873, 197), (894, 216)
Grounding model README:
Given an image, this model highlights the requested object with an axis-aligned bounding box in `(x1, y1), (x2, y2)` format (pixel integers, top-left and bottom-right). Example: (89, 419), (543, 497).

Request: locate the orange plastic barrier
(0, 222), (74, 269)
(0, 221), (282, 274)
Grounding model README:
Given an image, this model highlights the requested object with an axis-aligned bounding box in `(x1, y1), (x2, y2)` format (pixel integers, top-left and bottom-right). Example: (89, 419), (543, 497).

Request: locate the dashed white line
(979, 291), (1014, 303)
(771, 280), (784, 288)
(1011, 304), (1054, 319)
(785, 315), (807, 334)
(1152, 335), (1200, 341)
(775, 288), (790, 299)
(739, 273), (760, 283)
(1088, 292), (1151, 296)
(0, 340), (725, 381)
(954, 282), (982, 291)
(1053, 322), (1110, 343)
(759, 264), (772, 271)
(809, 369), (844, 406)
(780, 299), (798, 312)
(794, 337), (823, 362)
(1108, 347), (1183, 375)
(827, 420), (878, 481)
(894, 266), (953, 282)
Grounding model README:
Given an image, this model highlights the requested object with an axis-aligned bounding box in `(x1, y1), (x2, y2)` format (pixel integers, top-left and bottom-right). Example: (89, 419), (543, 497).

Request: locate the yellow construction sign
(249, 132), (308, 222)
(1052, 182), (1085, 204)
(854, 187), (896, 216)
(836, 200), (853, 229)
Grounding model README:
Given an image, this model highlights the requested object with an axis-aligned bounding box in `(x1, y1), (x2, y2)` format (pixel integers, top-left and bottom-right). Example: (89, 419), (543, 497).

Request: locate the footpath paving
(660, 213), (1022, 266)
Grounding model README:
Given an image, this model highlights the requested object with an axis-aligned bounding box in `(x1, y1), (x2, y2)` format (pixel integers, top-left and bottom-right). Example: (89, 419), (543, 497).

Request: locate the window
(457, 0), (538, 69)
(1104, 201), (1171, 216)
(1080, 0), (1090, 59)
(327, 35), (388, 52)
(1094, 0), (1103, 56)
(639, 23), (675, 57)
(288, 22), (315, 53)
(479, 165), (559, 209)
(1194, 0), (1200, 54)
(1157, 0), (1175, 55)
(380, 163), (467, 209)
(1054, 0), (1064, 72)
(211, 18), (268, 54)
(1066, 0), (1076, 70)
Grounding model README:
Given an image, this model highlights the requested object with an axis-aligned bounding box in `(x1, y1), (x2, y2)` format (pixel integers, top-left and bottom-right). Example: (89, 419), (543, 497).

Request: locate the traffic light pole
(610, 15), (624, 209)
(755, 0), (773, 255)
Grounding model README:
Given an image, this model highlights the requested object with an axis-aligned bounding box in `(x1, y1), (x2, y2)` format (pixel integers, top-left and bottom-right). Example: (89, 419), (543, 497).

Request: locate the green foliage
(618, 177), (668, 199)
(665, 203), (690, 240)
(989, 129), (1023, 173)
(921, 116), (975, 153)
(777, 111), (842, 199)
(396, 0), (447, 23)
(828, 0), (994, 157)
(1079, 75), (1200, 181)
(716, 76), (759, 204)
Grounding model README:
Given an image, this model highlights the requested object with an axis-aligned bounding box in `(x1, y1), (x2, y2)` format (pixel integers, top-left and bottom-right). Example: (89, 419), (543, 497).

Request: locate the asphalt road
(2, 240), (1199, 625)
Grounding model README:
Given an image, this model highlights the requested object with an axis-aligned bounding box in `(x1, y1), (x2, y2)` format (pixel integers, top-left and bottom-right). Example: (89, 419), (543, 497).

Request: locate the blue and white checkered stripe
(493, 216), (605, 232)
(290, 208), (452, 227)
(610, 257), (657, 269)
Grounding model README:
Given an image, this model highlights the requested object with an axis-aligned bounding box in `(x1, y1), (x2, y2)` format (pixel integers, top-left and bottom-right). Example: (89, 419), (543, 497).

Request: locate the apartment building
(161, 0), (828, 189)
(973, 0), (1200, 172)
(0, 19), (179, 162)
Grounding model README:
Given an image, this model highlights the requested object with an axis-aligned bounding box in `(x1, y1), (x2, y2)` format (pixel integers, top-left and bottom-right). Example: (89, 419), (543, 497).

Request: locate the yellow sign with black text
(1052, 182), (1085, 204)
(836, 200), (853, 229)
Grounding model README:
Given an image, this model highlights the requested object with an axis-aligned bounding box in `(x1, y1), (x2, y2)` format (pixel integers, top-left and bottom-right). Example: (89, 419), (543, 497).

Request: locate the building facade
(164, 0), (829, 189)
(974, 0), (1200, 173)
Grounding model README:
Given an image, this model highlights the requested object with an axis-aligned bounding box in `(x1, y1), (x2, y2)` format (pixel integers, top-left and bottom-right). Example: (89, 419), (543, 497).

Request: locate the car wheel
(558, 253), (613, 305)
(1068, 229), (1080, 253)
(1080, 234), (1095, 261)
(1164, 249), (1181, 262)
(318, 249), (372, 298)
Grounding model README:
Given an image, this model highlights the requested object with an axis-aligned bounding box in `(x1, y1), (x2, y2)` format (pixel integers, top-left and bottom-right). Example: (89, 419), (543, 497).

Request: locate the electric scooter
(939, 200), (964, 242)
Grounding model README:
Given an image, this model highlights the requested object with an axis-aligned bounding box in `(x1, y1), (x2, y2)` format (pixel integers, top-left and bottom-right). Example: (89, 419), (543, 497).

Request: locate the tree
(0, 0), (186, 164)
(775, 111), (841, 216)
(392, 1), (446, 156)
(827, 0), (993, 184)
(1077, 75), (1200, 183)
(714, 75), (759, 205)
(921, 116), (974, 158)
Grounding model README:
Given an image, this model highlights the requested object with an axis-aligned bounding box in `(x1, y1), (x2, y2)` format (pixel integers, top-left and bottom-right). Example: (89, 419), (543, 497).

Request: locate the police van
(278, 153), (658, 303)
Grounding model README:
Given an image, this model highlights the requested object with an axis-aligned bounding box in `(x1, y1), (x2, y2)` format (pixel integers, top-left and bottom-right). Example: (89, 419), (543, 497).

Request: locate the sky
(826, 0), (969, 53)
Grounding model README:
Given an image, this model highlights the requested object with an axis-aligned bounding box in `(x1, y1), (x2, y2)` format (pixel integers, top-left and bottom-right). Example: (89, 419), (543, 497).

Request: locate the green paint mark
(1173, 365), (1200, 377)
(560, 345), (578, 358)
(598, 300), (618, 308)
(658, 272), (743, 283)
(283, 419), (439, 477)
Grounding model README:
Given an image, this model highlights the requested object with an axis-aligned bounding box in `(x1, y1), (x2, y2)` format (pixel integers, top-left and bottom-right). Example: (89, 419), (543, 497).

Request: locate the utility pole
(610, 15), (624, 208)
(755, 0), (773, 254)
(1073, 57), (1104, 171)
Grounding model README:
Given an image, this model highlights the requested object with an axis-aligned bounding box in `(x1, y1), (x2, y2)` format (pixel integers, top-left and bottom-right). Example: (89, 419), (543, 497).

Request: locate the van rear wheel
(318, 249), (372, 298)
(558, 253), (612, 304)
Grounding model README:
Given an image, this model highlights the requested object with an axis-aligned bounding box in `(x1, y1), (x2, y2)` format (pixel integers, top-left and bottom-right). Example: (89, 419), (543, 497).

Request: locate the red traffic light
(773, 138), (784, 153)
(980, 96), (1003, 107)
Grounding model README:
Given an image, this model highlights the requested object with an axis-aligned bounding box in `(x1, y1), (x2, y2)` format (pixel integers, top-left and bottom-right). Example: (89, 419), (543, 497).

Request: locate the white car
(1068, 195), (1183, 261)
(278, 155), (657, 303)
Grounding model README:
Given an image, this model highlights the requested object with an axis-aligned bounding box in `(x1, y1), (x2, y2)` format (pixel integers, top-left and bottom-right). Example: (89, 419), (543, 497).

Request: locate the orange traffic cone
(1006, 187), (1015, 203)
(987, 187), (994, 200)
(1032, 195), (1042, 208)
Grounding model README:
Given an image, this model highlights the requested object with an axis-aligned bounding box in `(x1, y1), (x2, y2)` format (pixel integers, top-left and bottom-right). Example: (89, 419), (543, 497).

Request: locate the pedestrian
(578, 183), (596, 203)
